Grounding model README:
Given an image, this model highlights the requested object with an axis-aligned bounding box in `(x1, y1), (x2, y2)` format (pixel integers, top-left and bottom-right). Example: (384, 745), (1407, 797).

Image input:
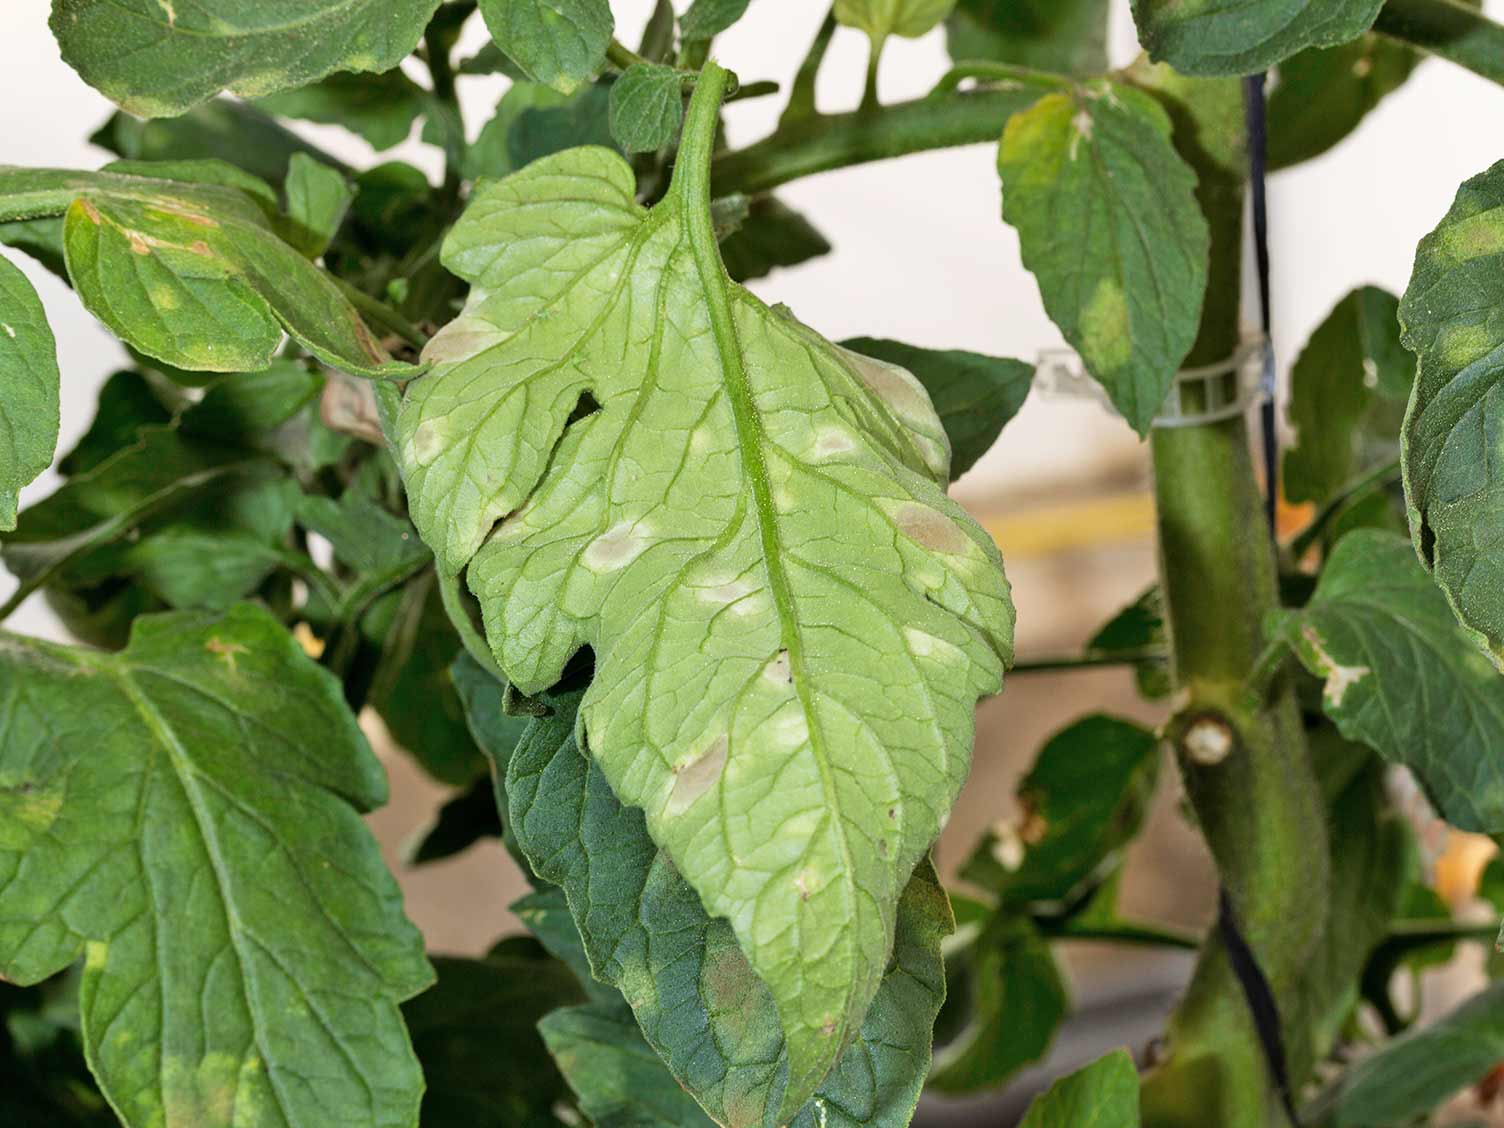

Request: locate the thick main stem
(1134, 68), (1329, 1128)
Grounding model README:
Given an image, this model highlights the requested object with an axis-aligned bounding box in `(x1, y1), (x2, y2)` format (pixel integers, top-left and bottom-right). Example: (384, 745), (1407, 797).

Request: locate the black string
(1245, 73), (1278, 534)
(1217, 888), (1299, 1124)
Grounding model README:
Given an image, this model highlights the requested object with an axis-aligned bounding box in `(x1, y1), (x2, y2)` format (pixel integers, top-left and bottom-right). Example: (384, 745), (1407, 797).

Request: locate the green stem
(1037, 917), (1202, 951)
(715, 87), (1045, 195)
(1375, 0), (1504, 87)
(1009, 647), (1167, 675)
(1286, 456), (1401, 562)
(1136, 71), (1329, 1128)
(781, 10), (837, 125)
(334, 276), (430, 352)
(860, 36), (884, 111)
(606, 38), (651, 72)
(931, 61), (1074, 96)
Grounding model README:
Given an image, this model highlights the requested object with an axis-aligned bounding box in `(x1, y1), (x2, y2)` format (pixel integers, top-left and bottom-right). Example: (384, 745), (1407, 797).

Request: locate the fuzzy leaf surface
(946, 0), (1109, 75)
(999, 81), (1209, 434)
(1130, 0), (1386, 76)
(0, 164), (413, 378)
(504, 688), (954, 1123)
(397, 135), (1011, 1093)
(0, 604), (433, 1128)
(49, 0), (441, 118)
(0, 254), (60, 529)
(477, 0), (614, 94)
(608, 64), (684, 154)
(1400, 160), (1504, 665)
(1269, 529), (1504, 831)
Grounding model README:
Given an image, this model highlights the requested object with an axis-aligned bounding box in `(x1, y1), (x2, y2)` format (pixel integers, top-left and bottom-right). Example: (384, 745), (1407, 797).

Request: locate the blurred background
(4, 0), (1504, 1120)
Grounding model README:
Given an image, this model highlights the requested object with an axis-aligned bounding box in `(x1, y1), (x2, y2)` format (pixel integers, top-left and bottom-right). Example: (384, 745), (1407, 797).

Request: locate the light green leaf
(0, 254), (60, 530)
(835, 0), (958, 44)
(1284, 286), (1410, 506)
(540, 1003), (719, 1127)
(719, 196), (831, 283)
(929, 914), (1067, 1092)
(1018, 1049), (1140, 1127)
(49, 0), (441, 118)
(608, 64), (684, 154)
(283, 156), (354, 259)
(999, 81), (1209, 434)
(682, 0), (752, 41)
(256, 72), (427, 152)
(505, 687), (955, 1124)
(477, 0), (614, 94)
(1400, 160), (1504, 666)
(91, 101), (345, 188)
(1268, 36), (1420, 171)
(405, 952), (581, 1127)
(0, 603), (433, 1128)
(0, 164), (415, 378)
(946, 0), (1110, 75)
(466, 83), (617, 181)
(1129, 0), (1386, 76)
(398, 108), (1011, 1094)
(958, 714), (1159, 906)
(1328, 980), (1504, 1126)
(1268, 529), (1504, 832)
(840, 337), (1032, 478)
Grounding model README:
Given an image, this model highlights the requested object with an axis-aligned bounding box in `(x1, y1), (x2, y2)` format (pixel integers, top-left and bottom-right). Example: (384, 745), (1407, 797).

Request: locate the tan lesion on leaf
(162, 1052), (247, 1128)
(668, 735), (727, 813)
(1301, 624), (1370, 707)
(205, 636), (249, 672)
(894, 504), (969, 554)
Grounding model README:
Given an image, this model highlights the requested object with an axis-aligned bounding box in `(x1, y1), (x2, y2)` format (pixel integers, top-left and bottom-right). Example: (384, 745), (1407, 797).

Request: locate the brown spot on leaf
(895, 504), (969, 554)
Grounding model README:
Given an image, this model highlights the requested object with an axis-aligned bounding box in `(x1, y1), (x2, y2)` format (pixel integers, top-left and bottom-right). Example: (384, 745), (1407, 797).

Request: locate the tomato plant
(3, 1), (1504, 1126)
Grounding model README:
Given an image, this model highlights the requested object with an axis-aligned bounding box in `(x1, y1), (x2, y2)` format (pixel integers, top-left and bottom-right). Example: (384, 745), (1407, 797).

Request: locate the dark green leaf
(681, 0), (752, 41)
(405, 953), (581, 1127)
(1087, 587), (1170, 699)
(946, 0), (1110, 75)
(999, 81), (1209, 434)
(179, 360), (322, 445)
(929, 914), (1068, 1092)
(1299, 740), (1416, 1061)
(840, 337), (1032, 478)
(256, 72), (427, 152)
(1130, 0), (1386, 76)
(50, 0), (442, 118)
(0, 218), (67, 279)
(1269, 529), (1504, 831)
(296, 488), (429, 578)
(540, 1003), (718, 1127)
(1399, 160), (1504, 665)
(504, 688), (955, 1125)
(1328, 981), (1504, 1125)
(466, 84), (616, 181)
(1268, 36), (1420, 171)
(91, 101), (343, 187)
(477, 0), (614, 94)
(0, 604), (433, 1128)
(283, 155), (354, 258)
(640, 0), (678, 60)
(404, 778), (504, 865)
(960, 714), (1159, 904)
(1284, 286), (1410, 505)
(364, 578), (488, 786)
(58, 370), (175, 477)
(608, 64), (684, 153)
(1018, 1049), (1140, 1127)
(719, 195), (831, 282)
(0, 164), (415, 378)
(0, 254), (60, 529)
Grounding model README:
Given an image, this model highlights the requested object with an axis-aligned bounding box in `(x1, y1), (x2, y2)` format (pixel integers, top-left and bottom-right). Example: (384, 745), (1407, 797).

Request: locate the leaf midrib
(671, 158), (862, 1060)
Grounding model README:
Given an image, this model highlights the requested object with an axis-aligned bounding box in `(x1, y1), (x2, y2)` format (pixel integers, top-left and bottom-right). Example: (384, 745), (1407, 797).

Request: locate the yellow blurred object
(1435, 832), (1498, 908)
(293, 621), (326, 660)
(981, 492), (1155, 559)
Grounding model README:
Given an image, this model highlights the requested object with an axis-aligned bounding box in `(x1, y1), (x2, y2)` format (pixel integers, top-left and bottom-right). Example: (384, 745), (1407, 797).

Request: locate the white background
(2, 0), (1503, 636)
